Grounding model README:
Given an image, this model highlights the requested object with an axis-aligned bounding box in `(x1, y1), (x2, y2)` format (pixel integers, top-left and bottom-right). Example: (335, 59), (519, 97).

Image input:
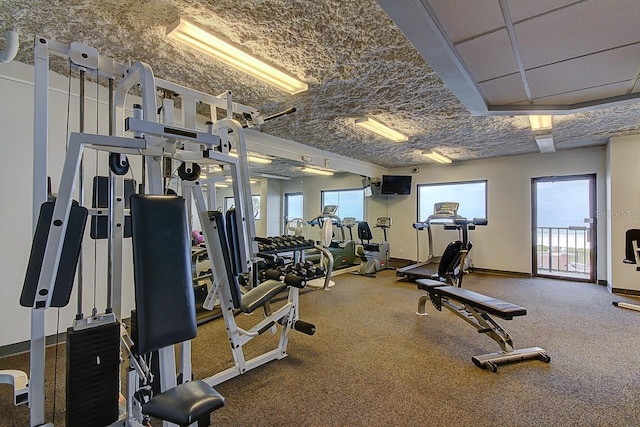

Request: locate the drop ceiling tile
(527, 44), (640, 99)
(515, 0), (640, 69)
(507, 0), (582, 22)
(428, 0), (505, 43)
(456, 28), (519, 82)
(479, 73), (528, 104)
(533, 81), (632, 104)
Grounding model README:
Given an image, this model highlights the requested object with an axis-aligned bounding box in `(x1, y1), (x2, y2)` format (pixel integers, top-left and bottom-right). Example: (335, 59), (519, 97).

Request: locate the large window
(418, 180), (487, 222)
(321, 188), (364, 221)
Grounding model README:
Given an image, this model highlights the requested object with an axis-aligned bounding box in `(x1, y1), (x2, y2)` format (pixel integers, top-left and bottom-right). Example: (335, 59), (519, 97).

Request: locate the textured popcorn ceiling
(2, 0), (640, 177)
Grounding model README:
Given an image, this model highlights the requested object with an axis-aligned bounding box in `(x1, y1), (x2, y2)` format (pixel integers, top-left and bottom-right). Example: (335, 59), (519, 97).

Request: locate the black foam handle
(264, 269), (283, 281)
(256, 252), (277, 260)
(473, 218), (488, 226)
(293, 320), (316, 336)
(257, 321), (276, 335)
(264, 107), (296, 122)
(284, 274), (306, 288)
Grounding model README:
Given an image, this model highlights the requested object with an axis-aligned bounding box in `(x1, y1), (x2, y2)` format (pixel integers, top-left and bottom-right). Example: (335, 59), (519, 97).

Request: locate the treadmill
(396, 202), (465, 281)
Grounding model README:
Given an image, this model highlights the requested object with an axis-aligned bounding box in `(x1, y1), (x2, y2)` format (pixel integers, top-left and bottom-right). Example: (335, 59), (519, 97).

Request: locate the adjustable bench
(130, 195), (226, 426)
(417, 279), (550, 372)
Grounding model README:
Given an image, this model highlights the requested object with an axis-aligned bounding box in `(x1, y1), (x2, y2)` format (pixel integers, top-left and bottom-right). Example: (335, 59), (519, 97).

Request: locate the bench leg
(438, 299), (550, 372)
(472, 347), (551, 372)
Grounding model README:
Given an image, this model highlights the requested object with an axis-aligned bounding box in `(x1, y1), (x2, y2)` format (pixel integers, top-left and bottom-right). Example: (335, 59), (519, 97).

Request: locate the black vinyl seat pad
(142, 380), (225, 425)
(417, 280), (526, 319)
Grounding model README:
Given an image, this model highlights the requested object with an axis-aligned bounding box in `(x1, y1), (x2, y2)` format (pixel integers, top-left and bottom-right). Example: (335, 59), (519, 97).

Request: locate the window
(224, 195), (261, 220)
(224, 196), (234, 212)
(418, 180), (487, 222)
(285, 192), (304, 223)
(252, 195), (261, 220)
(321, 188), (364, 221)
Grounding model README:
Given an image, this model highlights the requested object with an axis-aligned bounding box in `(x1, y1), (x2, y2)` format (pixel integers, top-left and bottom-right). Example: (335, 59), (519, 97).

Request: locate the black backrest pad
(21, 202), (88, 308)
(210, 210), (243, 309)
(130, 195), (197, 354)
(358, 222), (373, 241)
(625, 229), (640, 263)
(225, 208), (243, 276)
(438, 240), (463, 277)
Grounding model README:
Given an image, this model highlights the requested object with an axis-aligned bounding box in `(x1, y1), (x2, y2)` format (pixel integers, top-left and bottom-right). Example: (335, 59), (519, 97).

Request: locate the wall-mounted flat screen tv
(380, 175), (412, 195)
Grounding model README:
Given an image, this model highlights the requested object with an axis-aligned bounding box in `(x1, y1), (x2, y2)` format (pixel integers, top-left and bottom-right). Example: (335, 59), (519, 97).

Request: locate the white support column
(30, 34), (51, 427)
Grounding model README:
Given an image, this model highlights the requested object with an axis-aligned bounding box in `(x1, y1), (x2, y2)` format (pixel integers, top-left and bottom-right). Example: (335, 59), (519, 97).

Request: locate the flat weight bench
(416, 279), (550, 372)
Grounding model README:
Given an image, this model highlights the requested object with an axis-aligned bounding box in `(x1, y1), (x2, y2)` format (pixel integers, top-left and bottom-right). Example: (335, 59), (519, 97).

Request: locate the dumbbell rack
(255, 236), (327, 286)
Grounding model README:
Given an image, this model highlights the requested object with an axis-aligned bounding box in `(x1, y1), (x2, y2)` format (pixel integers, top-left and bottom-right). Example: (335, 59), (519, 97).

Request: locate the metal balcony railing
(535, 226), (591, 277)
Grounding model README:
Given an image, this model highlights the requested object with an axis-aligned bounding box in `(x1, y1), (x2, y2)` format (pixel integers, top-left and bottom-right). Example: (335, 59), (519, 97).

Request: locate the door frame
(531, 174), (596, 282)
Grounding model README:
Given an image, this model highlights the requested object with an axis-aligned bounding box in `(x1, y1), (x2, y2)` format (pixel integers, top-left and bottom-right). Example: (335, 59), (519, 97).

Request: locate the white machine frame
(4, 36), (269, 427)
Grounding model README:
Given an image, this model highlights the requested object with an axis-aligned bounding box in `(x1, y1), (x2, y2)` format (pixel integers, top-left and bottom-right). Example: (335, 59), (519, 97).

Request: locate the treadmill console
(342, 217), (357, 227)
(433, 202), (459, 217)
(322, 205), (339, 215)
(375, 217), (392, 228)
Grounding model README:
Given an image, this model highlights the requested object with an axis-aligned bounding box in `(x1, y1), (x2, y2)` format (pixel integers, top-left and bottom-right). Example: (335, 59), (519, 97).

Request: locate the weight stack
(65, 321), (120, 427)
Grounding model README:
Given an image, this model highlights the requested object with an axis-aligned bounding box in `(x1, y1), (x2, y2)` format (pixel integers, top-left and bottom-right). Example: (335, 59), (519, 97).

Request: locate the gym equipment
(190, 247), (224, 326)
(401, 213), (486, 288)
(397, 202), (471, 280)
(190, 184), (316, 386)
(128, 195), (225, 426)
(355, 217), (392, 275)
(0, 29), (18, 64)
(284, 217), (309, 237)
(612, 229), (640, 312)
(13, 36), (275, 426)
(416, 279), (550, 372)
(307, 206), (360, 273)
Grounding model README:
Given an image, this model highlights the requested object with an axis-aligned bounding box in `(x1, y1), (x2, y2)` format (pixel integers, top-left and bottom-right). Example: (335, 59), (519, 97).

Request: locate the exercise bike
(352, 217), (392, 276)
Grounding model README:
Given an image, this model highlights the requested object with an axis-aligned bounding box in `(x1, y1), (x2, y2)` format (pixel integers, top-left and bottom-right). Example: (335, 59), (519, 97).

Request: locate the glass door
(532, 174), (596, 282)
(284, 192), (304, 227)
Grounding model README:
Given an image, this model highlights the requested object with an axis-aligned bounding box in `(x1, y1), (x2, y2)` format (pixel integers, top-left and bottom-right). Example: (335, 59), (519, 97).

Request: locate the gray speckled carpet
(2, 271), (640, 426)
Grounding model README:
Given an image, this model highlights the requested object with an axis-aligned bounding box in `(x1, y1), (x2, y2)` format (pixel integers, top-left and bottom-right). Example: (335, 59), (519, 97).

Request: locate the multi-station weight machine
(1, 36), (314, 427)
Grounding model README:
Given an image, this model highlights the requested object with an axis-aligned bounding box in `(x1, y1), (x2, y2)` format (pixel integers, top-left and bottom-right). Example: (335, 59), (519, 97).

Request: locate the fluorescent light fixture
(259, 173), (291, 180)
(355, 117), (408, 142)
(214, 182), (229, 188)
(535, 134), (556, 153)
(229, 152), (272, 164)
(167, 18), (308, 95)
(302, 166), (334, 176)
(423, 151), (452, 164)
(529, 115), (553, 131)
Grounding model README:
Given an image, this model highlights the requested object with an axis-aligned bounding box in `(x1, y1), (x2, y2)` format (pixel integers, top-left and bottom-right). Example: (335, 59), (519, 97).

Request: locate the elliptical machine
(307, 206), (360, 272)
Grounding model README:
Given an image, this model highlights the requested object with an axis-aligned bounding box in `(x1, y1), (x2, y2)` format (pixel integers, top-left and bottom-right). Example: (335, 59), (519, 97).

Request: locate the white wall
(264, 179), (283, 236)
(386, 147), (607, 278)
(607, 135), (640, 292)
